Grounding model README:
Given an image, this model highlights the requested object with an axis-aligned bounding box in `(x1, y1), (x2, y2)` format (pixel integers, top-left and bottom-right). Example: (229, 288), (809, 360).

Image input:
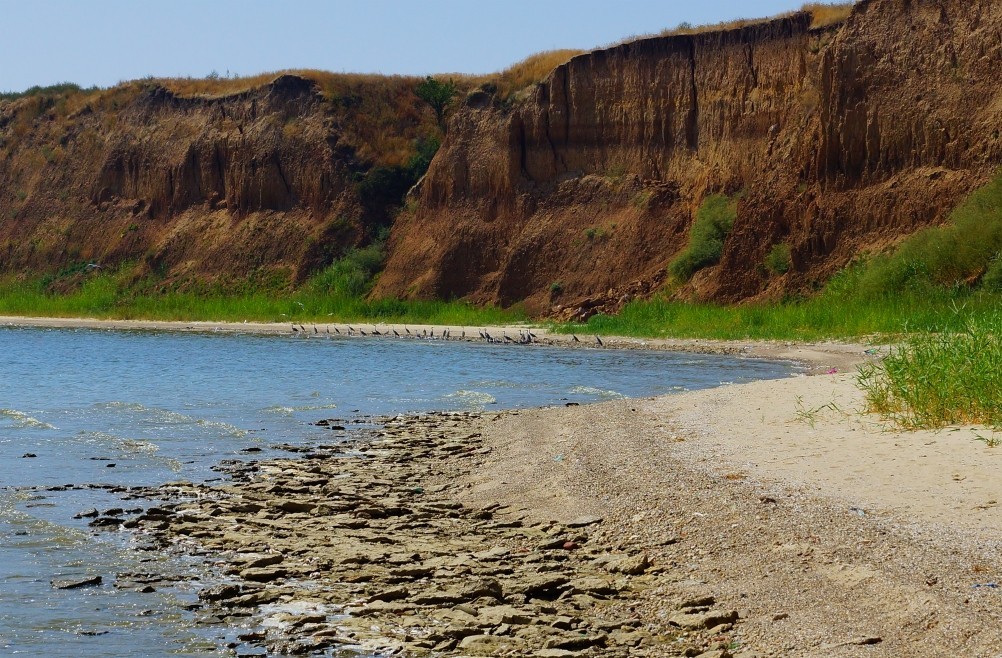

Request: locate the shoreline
(116, 378), (1002, 656)
(13, 313), (999, 654)
(0, 314), (876, 373)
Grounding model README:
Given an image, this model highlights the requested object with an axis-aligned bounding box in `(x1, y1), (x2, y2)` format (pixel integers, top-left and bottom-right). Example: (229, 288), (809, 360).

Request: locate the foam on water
(0, 408), (57, 430)
(568, 385), (627, 399)
(444, 390), (498, 408)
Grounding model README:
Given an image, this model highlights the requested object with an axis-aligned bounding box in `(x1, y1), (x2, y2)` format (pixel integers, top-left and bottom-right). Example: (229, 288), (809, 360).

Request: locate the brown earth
(376, 0), (1002, 315)
(0, 73), (439, 287)
(2, 1), (1001, 309)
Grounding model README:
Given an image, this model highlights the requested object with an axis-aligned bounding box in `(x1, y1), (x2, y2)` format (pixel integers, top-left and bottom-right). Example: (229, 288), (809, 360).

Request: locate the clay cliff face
(376, 0), (1002, 314)
(0, 74), (417, 286)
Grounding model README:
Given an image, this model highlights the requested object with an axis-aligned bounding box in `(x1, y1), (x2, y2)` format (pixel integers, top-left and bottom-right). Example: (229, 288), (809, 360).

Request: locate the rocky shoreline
(56, 363), (1002, 657)
(113, 410), (740, 657)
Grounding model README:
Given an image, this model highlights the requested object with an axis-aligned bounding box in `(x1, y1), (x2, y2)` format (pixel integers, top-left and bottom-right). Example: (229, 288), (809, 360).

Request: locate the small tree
(416, 76), (457, 130)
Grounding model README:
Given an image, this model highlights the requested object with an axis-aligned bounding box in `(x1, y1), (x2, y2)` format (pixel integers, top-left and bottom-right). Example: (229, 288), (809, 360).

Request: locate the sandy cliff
(2, 0), (1000, 307)
(376, 0), (1002, 314)
(0, 74), (422, 286)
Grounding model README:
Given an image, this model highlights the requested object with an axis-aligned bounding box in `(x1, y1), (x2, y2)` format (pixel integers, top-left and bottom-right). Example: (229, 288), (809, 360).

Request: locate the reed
(858, 311), (1002, 429)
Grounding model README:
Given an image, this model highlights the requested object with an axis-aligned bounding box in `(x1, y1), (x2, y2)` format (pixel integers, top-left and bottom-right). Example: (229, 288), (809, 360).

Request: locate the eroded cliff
(0, 73), (436, 288)
(376, 0), (1002, 315)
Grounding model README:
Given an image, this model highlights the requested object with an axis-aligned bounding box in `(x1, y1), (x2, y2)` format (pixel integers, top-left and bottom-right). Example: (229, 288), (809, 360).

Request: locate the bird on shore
(572, 334), (580, 343)
(595, 335), (603, 346)
(299, 324), (306, 333)
(313, 325), (318, 334)
(405, 326), (411, 335)
(360, 329), (367, 336)
(334, 326), (340, 335)
(393, 329), (400, 337)
(372, 327), (381, 336)
(325, 325), (330, 334)
(291, 324), (299, 333)
(461, 330), (466, 339)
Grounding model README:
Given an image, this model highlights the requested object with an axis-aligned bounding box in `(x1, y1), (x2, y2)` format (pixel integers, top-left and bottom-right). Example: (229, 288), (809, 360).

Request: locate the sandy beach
(11, 316), (1001, 655)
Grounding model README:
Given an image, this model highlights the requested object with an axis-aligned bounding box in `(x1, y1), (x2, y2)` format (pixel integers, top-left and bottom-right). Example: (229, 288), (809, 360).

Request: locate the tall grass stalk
(858, 312), (1002, 429)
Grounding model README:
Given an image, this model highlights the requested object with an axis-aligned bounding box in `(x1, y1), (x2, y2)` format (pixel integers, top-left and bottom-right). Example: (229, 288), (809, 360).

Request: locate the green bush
(308, 243), (385, 299)
(356, 136), (441, 210)
(764, 243), (792, 275)
(854, 171), (1002, 297)
(669, 194), (737, 281)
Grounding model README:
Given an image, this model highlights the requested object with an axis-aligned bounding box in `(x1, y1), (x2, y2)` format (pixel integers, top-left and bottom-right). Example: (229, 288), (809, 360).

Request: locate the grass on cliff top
(606, 1), (853, 45)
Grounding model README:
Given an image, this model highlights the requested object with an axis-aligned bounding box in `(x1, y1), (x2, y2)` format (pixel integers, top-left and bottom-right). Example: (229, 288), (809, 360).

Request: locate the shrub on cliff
(309, 243), (385, 299)
(669, 194), (737, 281)
(853, 171), (1002, 297)
(415, 76), (457, 130)
(764, 243), (792, 275)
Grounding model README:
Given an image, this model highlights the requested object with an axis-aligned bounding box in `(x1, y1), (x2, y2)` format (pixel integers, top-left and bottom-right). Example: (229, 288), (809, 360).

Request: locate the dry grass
(606, 1), (854, 47)
(801, 2), (855, 28)
(487, 50), (585, 99)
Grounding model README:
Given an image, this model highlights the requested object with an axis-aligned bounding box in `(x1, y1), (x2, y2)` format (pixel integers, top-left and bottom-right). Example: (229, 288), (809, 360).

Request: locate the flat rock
(609, 553), (649, 575)
(669, 609), (739, 630)
(268, 499), (316, 514)
(239, 566), (288, 582)
(458, 634), (523, 654)
(52, 575), (103, 590)
(566, 516), (603, 528)
(198, 584), (242, 602)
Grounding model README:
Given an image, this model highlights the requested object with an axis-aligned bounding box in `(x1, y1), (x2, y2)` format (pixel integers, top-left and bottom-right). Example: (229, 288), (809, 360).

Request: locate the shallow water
(0, 326), (796, 655)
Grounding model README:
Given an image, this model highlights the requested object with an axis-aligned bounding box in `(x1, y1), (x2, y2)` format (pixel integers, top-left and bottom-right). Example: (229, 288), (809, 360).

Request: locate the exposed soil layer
(377, 0), (1002, 314)
(0, 75), (429, 287)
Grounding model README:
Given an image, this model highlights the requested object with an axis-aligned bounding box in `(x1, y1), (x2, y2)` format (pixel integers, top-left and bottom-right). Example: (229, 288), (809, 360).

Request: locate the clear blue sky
(1, 1), (823, 93)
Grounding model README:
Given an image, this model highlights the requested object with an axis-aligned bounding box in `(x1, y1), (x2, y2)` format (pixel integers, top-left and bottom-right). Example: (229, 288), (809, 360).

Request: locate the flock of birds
(289, 324), (605, 346)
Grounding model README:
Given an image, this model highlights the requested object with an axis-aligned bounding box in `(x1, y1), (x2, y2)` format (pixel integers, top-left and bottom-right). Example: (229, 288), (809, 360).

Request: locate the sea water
(0, 326), (796, 656)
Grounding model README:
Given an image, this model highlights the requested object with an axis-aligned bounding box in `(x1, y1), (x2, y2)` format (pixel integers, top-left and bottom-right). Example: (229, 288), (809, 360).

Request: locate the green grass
(559, 287), (1001, 341)
(858, 312), (1002, 430)
(764, 243), (792, 275)
(0, 252), (525, 327)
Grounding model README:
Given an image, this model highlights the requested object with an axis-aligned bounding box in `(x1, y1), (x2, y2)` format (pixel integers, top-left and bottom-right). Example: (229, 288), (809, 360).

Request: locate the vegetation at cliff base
(0, 244), (525, 328)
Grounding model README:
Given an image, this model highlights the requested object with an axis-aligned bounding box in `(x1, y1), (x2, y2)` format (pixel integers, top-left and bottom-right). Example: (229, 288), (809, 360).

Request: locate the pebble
(110, 411), (742, 656)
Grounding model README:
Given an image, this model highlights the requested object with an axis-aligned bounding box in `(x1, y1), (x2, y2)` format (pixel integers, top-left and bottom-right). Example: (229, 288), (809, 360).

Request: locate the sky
(1, 1), (823, 93)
